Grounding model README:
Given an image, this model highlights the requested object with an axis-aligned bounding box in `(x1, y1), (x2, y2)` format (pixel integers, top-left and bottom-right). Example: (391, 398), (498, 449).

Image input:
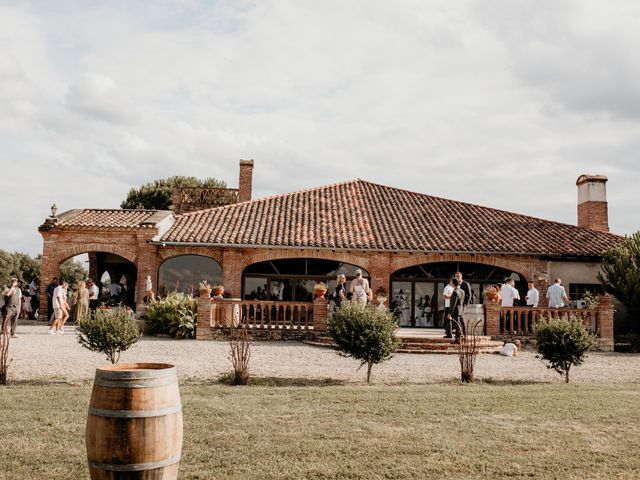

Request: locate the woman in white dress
(349, 269), (371, 307)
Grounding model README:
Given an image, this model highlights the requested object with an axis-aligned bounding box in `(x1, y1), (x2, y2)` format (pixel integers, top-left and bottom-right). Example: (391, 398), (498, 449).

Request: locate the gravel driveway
(6, 321), (640, 384)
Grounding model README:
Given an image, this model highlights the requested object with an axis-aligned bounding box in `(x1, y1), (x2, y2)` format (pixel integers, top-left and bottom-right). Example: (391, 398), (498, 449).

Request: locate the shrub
(144, 292), (197, 339)
(76, 308), (141, 364)
(229, 326), (251, 385)
(0, 332), (10, 385)
(533, 316), (596, 383)
(328, 300), (400, 383)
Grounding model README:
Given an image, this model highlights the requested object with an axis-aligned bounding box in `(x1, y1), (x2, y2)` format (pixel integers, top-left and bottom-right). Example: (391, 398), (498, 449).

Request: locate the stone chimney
(577, 174), (609, 232)
(238, 159), (254, 203)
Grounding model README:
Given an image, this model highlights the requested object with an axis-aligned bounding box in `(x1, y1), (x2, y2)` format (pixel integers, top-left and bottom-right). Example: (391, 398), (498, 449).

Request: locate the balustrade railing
(498, 307), (599, 336)
(210, 300), (314, 331)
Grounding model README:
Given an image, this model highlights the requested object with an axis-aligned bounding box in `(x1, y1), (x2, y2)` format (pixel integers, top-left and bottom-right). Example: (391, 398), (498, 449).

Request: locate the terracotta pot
(199, 289), (211, 298)
(315, 289), (327, 299)
(485, 292), (499, 302)
(213, 287), (224, 297)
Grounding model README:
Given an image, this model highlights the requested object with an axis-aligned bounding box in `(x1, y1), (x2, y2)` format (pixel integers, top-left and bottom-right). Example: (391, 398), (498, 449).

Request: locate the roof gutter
(150, 241), (602, 259)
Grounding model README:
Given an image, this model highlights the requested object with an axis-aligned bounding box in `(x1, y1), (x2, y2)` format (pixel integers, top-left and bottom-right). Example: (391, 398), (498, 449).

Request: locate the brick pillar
(39, 233), (60, 322)
(222, 249), (243, 298)
(484, 300), (500, 337)
(196, 296), (212, 339)
(368, 253), (392, 307)
(313, 298), (328, 332)
(238, 160), (254, 203)
(88, 252), (98, 281)
(596, 294), (614, 352)
(135, 238), (157, 311)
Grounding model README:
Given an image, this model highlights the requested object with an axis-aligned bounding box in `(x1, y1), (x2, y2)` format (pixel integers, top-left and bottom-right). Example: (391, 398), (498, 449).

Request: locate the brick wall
(238, 160), (254, 202)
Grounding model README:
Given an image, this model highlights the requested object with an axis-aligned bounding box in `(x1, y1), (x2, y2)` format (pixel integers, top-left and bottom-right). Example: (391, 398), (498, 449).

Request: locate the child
(499, 339), (521, 357)
(21, 292), (32, 319)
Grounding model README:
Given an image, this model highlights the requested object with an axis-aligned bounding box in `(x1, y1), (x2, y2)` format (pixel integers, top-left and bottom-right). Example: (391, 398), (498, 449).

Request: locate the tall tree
(120, 176), (228, 210)
(598, 231), (640, 331)
(0, 249), (42, 286)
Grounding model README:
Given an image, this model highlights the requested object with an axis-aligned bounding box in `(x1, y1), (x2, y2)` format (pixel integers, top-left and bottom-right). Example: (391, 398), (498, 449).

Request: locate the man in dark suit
(455, 272), (472, 335)
(448, 278), (466, 342)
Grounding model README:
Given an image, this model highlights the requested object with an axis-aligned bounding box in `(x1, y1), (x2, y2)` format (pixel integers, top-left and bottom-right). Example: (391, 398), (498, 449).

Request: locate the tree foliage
(76, 308), (141, 364)
(598, 231), (640, 330)
(328, 301), (400, 383)
(120, 176), (228, 210)
(0, 249), (41, 286)
(58, 259), (89, 287)
(533, 317), (596, 383)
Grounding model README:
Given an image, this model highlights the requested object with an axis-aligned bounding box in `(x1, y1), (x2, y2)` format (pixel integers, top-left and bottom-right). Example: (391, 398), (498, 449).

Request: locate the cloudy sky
(1, 0), (639, 256)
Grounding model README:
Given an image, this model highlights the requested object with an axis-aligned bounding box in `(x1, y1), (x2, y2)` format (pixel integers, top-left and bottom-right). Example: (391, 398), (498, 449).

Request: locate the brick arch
(52, 243), (137, 266)
(158, 246), (223, 266)
(240, 249), (371, 273)
(390, 253), (534, 280)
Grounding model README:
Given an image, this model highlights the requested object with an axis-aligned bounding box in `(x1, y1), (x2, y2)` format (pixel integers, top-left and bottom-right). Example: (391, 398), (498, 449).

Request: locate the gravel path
(6, 321), (640, 384)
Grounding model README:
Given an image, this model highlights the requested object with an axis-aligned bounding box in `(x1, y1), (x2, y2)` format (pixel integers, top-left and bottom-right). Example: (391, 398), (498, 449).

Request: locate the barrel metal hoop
(96, 366), (176, 381)
(88, 454), (181, 472)
(93, 377), (177, 389)
(88, 405), (182, 418)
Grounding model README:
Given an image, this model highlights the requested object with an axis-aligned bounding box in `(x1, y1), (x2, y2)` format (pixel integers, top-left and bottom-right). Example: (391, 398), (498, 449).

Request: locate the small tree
(76, 308), (142, 364)
(598, 231), (640, 332)
(453, 319), (483, 383)
(328, 300), (400, 383)
(229, 326), (251, 385)
(0, 332), (10, 385)
(533, 316), (596, 383)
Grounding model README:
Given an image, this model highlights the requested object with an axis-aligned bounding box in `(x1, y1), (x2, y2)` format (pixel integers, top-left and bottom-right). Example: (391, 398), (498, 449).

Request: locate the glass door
(414, 282), (436, 327)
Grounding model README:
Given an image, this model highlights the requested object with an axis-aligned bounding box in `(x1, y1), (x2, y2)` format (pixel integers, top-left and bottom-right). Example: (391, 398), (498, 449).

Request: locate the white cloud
(0, 0), (638, 256)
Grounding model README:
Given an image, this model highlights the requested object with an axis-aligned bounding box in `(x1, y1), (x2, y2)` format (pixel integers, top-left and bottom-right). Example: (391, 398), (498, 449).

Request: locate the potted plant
(314, 282), (328, 299)
(212, 284), (225, 297)
(199, 280), (212, 298)
(374, 286), (388, 309)
(482, 286), (499, 302)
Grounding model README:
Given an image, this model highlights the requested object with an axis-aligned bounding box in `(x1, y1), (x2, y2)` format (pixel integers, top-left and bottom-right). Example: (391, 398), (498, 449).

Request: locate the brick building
(39, 161), (621, 338)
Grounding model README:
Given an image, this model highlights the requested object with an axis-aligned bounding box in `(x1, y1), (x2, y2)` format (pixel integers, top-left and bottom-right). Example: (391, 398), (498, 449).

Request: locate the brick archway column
(367, 253), (392, 306)
(39, 233), (60, 322)
(222, 248), (243, 298)
(135, 238), (158, 309)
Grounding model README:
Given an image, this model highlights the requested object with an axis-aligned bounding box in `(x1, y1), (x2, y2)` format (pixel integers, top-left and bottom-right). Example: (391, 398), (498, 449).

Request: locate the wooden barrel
(86, 363), (183, 480)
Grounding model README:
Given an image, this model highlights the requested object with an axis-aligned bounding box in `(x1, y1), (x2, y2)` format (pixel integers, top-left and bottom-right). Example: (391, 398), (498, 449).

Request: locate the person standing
(455, 272), (472, 334)
(448, 278), (465, 342)
(525, 282), (539, 308)
(547, 278), (569, 308)
(333, 274), (347, 309)
(49, 280), (69, 335)
(74, 280), (90, 320)
(349, 269), (371, 307)
(2, 278), (22, 338)
(46, 277), (59, 323)
(442, 277), (455, 338)
(500, 279), (520, 307)
(87, 279), (100, 311)
(28, 277), (39, 319)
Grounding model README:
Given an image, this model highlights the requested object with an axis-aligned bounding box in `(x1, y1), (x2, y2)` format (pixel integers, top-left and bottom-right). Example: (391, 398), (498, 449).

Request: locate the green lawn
(1, 382), (639, 479)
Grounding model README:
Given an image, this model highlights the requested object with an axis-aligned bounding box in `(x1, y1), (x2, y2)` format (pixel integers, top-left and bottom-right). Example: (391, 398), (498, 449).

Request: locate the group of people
(490, 277), (569, 309)
(331, 269), (372, 308)
(44, 277), (102, 334)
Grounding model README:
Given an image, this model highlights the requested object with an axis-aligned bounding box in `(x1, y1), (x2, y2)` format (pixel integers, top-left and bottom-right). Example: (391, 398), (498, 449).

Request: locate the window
(158, 255), (222, 297)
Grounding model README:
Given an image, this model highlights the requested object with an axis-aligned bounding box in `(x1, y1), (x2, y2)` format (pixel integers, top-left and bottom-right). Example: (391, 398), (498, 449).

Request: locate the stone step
(304, 335), (504, 354)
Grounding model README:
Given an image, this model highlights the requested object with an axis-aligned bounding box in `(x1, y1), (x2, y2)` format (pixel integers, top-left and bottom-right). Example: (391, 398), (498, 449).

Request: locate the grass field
(1, 381), (639, 479)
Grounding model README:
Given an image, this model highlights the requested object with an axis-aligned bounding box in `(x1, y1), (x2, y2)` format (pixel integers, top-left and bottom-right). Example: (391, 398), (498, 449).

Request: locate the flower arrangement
(199, 280), (211, 291)
(482, 286), (499, 302)
(374, 286), (388, 298)
(313, 282), (328, 291)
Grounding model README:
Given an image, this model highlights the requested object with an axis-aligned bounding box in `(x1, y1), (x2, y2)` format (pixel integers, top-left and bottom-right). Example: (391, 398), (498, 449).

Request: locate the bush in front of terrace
(76, 307), (141, 364)
(328, 300), (400, 383)
(533, 316), (596, 383)
(144, 292), (197, 339)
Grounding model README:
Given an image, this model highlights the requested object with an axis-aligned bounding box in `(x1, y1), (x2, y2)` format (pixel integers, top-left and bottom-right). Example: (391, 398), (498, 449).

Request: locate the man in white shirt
(87, 278), (100, 311)
(442, 278), (455, 338)
(547, 278), (569, 308)
(525, 282), (539, 308)
(500, 279), (520, 307)
(49, 280), (69, 334)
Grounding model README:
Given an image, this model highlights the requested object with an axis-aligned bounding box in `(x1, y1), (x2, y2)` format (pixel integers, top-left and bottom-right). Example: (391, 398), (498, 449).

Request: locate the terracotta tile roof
(44, 209), (171, 230)
(161, 180), (623, 256)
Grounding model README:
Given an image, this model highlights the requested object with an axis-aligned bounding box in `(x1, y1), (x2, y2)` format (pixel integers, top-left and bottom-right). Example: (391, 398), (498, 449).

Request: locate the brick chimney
(238, 159), (254, 203)
(577, 174), (609, 232)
